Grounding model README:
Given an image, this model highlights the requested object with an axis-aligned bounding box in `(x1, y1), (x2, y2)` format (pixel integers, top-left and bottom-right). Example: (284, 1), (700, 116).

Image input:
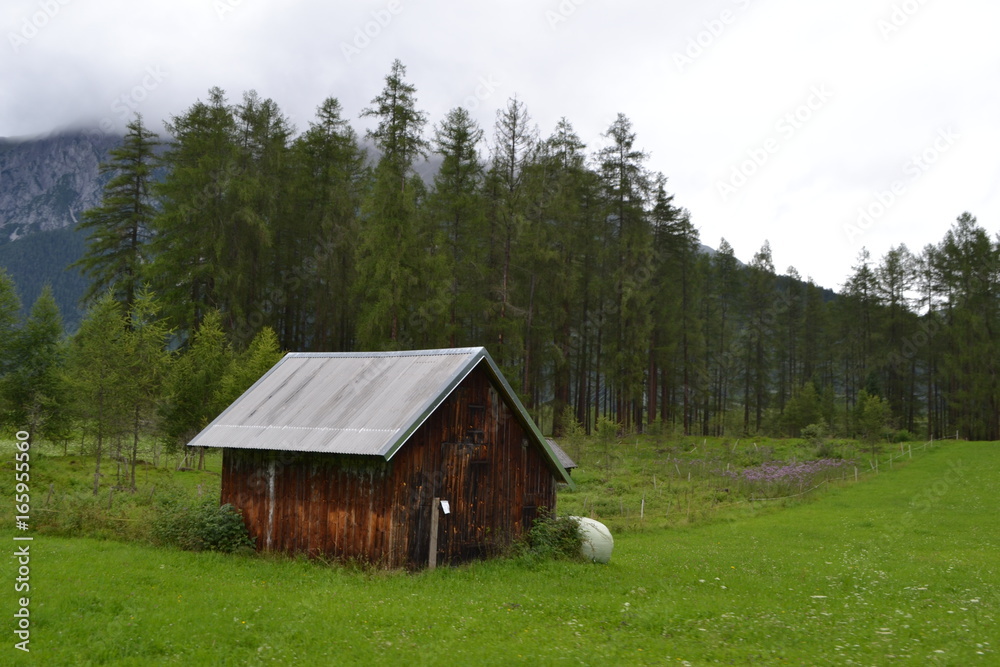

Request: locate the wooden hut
(188, 347), (573, 569)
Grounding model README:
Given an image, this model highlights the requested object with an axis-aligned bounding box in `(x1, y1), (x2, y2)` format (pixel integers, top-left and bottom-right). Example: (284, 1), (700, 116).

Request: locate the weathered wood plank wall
(220, 364), (558, 568)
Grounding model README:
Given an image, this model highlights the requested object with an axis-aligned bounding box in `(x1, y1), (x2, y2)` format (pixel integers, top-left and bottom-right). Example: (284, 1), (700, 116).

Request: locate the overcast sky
(3, 0), (998, 290)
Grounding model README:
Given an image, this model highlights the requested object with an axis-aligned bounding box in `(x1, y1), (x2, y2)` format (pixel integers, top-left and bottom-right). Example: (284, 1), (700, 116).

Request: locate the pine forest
(2, 59), (998, 464)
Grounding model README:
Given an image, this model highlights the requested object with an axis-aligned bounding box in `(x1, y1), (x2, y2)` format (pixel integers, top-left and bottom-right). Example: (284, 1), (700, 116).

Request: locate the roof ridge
(286, 347), (484, 359)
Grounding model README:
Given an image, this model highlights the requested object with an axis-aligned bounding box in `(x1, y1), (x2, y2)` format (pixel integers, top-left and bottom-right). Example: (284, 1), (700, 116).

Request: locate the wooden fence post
(429, 498), (440, 570)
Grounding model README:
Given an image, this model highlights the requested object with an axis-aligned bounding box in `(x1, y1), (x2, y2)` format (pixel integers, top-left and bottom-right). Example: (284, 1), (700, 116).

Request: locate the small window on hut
(467, 404), (486, 444)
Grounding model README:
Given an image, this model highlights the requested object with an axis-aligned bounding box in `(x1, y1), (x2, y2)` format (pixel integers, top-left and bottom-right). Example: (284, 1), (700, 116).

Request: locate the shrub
(801, 421), (827, 446)
(645, 417), (664, 437)
(890, 429), (917, 443)
(559, 405), (585, 438)
(151, 497), (254, 553)
(515, 509), (583, 562)
(801, 421), (840, 458)
(814, 441), (841, 459)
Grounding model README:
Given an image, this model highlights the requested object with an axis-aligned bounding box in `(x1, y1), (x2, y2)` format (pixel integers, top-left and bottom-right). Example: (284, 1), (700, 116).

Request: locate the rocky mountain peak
(0, 130), (122, 244)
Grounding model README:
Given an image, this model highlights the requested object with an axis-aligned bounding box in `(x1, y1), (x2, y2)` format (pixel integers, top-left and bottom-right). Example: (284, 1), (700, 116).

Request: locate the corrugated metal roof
(188, 347), (573, 485)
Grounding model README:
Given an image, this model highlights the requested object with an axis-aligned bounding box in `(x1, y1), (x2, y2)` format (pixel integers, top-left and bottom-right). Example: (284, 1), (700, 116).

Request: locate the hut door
(424, 400), (493, 565)
(441, 441), (490, 562)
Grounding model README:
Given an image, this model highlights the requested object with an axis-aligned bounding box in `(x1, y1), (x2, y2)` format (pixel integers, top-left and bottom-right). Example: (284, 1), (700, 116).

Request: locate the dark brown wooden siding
(220, 364), (558, 569)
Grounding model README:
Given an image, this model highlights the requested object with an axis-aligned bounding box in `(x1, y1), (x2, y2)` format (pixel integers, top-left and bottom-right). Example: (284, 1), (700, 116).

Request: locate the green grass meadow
(2, 440), (997, 665)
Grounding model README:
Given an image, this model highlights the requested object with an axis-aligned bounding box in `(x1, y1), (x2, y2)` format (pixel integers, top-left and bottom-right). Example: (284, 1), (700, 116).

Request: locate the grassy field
(2, 437), (996, 664)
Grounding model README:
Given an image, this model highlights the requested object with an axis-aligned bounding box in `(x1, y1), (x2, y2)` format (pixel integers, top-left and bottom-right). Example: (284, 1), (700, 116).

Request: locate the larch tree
(705, 238), (742, 435)
(2, 287), (71, 445)
(597, 113), (653, 430)
(914, 244), (945, 438)
(531, 118), (595, 432)
(743, 242), (776, 433)
(74, 114), (160, 309)
(226, 90), (292, 344)
(650, 176), (700, 434)
(149, 87), (237, 338)
(122, 288), (172, 488)
(0, 269), (21, 389)
(285, 97), (367, 351)
(213, 326), (283, 410)
(487, 95), (538, 377)
(931, 213), (1000, 439)
(428, 106), (487, 348)
(776, 266), (805, 414)
(836, 248), (879, 420)
(160, 310), (232, 468)
(802, 277), (829, 390)
(355, 60), (442, 349)
(875, 245), (917, 427)
(67, 292), (128, 494)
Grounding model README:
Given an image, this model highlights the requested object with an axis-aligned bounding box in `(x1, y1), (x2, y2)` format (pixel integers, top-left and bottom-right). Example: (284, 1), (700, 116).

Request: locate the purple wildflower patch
(726, 459), (850, 484)
(724, 459), (853, 497)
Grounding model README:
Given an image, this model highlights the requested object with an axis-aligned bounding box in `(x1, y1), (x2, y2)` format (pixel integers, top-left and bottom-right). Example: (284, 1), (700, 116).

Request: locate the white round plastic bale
(568, 516), (613, 563)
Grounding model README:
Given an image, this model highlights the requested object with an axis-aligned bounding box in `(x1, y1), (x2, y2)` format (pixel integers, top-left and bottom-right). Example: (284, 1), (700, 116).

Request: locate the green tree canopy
(3, 286), (71, 443)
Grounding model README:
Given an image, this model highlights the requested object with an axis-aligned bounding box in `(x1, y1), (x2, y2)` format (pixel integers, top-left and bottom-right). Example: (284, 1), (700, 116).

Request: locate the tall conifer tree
(744, 242), (776, 432)
(4, 287), (71, 443)
(428, 106), (487, 347)
(285, 98), (367, 350)
(0, 270), (21, 384)
(355, 60), (442, 348)
(597, 114), (653, 429)
(149, 87), (238, 338)
(488, 96), (537, 375)
(68, 293), (128, 493)
(74, 114), (160, 309)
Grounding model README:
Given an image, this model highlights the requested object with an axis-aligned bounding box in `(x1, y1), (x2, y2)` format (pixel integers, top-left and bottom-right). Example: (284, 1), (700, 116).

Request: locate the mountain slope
(0, 130), (121, 244)
(0, 225), (88, 331)
(0, 130), (123, 331)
